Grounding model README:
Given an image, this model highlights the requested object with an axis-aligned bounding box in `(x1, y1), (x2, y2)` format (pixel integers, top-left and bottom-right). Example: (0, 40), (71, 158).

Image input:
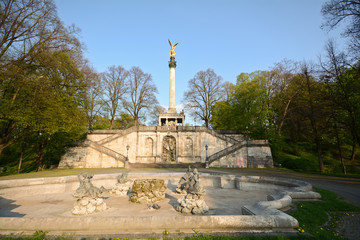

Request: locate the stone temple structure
(59, 40), (273, 169)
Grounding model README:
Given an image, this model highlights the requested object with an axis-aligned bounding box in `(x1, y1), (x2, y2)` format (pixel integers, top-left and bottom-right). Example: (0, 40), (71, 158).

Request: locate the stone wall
(210, 147), (248, 168)
(248, 143), (273, 168)
(58, 126), (273, 168)
(58, 145), (88, 168)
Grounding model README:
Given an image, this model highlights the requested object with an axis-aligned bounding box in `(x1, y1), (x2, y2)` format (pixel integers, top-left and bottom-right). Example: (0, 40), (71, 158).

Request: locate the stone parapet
(58, 126), (273, 168)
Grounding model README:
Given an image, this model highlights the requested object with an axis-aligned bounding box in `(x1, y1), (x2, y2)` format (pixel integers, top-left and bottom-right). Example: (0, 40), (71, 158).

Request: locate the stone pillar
(168, 57), (177, 113)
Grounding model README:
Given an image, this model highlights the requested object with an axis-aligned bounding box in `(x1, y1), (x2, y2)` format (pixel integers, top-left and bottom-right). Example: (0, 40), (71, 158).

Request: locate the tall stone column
(168, 56), (177, 113)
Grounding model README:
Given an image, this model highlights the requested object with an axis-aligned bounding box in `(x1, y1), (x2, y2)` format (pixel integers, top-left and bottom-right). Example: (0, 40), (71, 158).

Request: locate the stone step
(128, 163), (204, 169)
(89, 141), (126, 163)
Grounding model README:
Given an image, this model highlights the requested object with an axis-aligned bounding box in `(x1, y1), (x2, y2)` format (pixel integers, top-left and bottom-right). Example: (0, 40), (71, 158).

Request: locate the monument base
(167, 108), (177, 114)
(158, 112), (185, 126)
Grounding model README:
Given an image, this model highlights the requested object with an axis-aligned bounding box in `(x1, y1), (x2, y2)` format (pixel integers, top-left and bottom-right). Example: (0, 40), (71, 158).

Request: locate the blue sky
(55, 0), (345, 119)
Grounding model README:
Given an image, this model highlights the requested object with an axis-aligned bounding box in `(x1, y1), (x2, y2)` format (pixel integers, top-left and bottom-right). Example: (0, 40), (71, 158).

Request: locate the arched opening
(184, 137), (193, 156)
(162, 135), (176, 162)
(145, 137), (153, 156)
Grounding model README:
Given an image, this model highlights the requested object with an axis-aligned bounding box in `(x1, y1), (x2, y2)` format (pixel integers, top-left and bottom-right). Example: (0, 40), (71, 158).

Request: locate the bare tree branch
(122, 66), (158, 125)
(183, 69), (223, 128)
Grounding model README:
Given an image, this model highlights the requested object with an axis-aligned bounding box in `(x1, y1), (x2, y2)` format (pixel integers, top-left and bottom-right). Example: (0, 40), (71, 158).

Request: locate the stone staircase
(93, 126), (243, 167)
(96, 126), (138, 145)
(207, 142), (247, 165)
(89, 141), (127, 164)
(207, 141), (269, 165)
(203, 128), (239, 145)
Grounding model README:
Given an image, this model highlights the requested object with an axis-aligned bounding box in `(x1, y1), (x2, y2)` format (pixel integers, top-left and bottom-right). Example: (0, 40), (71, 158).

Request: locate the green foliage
(273, 139), (360, 174)
(277, 152), (318, 172)
(113, 113), (135, 129)
(211, 61), (360, 174)
(0, 131), (87, 175)
(210, 101), (234, 130)
(0, 49), (88, 172)
(187, 236), (312, 240)
(91, 115), (111, 130)
(0, 0), (89, 173)
(91, 113), (135, 130)
(32, 230), (48, 240)
(0, 143), (38, 175)
(211, 71), (272, 139)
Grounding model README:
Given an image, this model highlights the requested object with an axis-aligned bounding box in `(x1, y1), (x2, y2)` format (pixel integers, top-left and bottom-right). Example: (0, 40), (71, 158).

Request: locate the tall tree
(0, 0), (83, 157)
(83, 65), (104, 130)
(0, 50), (87, 171)
(320, 40), (360, 163)
(211, 71), (272, 138)
(210, 100), (234, 130)
(101, 65), (128, 129)
(291, 62), (330, 173)
(269, 59), (300, 135)
(183, 69), (223, 128)
(223, 81), (236, 102)
(0, 0), (81, 68)
(123, 66), (158, 125)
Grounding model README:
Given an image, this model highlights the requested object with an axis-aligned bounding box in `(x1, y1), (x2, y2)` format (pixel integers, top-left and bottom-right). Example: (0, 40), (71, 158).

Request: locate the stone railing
(202, 128), (239, 144)
(207, 142), (247, 164)
(96, 126), (141, 145)
(93, 126), (247, 147)
(207, 141), (270, 165)
(89, 141), (126, 164)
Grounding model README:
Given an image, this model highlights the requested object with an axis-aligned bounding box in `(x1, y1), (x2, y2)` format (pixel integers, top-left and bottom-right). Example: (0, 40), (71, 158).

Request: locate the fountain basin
(0, 172), (320, 235)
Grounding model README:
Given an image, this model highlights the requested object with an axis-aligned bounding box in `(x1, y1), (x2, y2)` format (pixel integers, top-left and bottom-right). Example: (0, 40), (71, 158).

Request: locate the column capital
(169, 57), (177, 68)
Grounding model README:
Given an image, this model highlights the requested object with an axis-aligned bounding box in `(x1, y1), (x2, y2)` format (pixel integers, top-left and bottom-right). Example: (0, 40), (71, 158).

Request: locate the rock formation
(176, 168), (208, 214)
(110, 171), (133, 196)
(175, 166), (192, 194)
(71, 171), (107, 215)
(130, 179), (166, 204)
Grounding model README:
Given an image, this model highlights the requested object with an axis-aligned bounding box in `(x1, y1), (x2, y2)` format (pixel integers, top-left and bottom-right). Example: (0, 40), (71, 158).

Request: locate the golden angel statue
(168, 39), (178, 57)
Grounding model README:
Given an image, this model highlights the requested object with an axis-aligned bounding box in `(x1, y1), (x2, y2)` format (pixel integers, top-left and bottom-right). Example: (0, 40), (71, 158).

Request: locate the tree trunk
(109, 119), (114, 130)
(277, 91), (298, 135)
(334, 122), (346, 174)
(278, 99), (291, 135)
(303, 66), (324, 173)
(351, 138), (357, 163)
(17, 140), (26, 174)
(36, 142), (44, 172)
(88, 116), (93, 131)
(315, 137), (324, 173)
